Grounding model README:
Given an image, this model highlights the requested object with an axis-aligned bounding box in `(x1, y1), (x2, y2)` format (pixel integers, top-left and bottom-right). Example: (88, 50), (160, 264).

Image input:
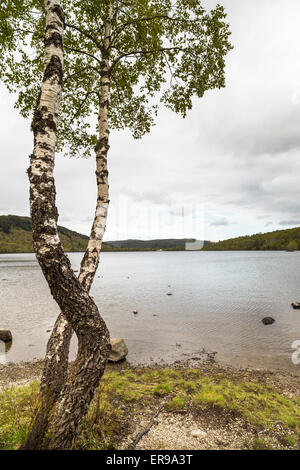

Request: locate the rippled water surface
(1, 251), (300, 373)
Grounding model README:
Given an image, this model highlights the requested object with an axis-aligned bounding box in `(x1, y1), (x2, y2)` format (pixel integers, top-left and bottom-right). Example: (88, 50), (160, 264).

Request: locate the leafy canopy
(0, 0), (232, 157)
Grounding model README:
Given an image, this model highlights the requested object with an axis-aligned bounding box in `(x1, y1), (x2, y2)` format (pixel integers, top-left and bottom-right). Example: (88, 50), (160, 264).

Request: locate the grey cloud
(210, 217), (229, 227)
(1, 0), (300, 241)
(123, 189), (173, 206)
(203, 104), (300, 159)
(279, 220), (300, 227)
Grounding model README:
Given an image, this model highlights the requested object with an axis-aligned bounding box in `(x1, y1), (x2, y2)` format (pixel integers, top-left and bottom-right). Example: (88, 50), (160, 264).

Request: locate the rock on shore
(0, 330), (12, 343)
(109, 338), (128, 362)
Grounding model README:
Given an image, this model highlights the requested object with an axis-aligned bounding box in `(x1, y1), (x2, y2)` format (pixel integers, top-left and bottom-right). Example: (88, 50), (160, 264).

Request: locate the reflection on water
(4, 341), (12, 353)
(0, 340), (11, 364)
(0, 251), (300, 374)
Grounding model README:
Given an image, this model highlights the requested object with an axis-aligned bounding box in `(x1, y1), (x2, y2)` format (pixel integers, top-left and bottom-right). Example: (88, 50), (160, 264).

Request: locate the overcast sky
(1, 0), (300, 241)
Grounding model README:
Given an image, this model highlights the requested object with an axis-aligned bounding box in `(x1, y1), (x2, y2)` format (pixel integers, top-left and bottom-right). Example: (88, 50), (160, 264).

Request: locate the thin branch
(112, 14), (196, 43)
(64, 66), (99, 84)
(112, 2), (120, 22)
(127, 401), (166, 450)
(163, 51), (178, 88)
(115, 14), (191, 32)
(90, 3), (106, 34)
(115, 5), (132, 21)
(110, 46), (194, 71)
(111, 75), (123, 104)
(15, 28), (35, 34)
(66, 23), (103, 50)
(64, 45), (102, 65)
(69, 91), (98, 124)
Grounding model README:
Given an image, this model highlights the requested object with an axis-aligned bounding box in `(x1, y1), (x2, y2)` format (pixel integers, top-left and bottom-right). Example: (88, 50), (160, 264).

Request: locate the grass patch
(0, 367), (299, 449)
(281, 435), (296, 448)
(153, 384), (172, 396)
(167, 396), (187, 412)
(252, 437), (274, 450)
(0, 381), (39, 450)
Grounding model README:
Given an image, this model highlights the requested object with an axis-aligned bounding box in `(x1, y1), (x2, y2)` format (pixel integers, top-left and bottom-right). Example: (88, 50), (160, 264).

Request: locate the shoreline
(0, 358), (299, 450)
(1, 356), (299, 393)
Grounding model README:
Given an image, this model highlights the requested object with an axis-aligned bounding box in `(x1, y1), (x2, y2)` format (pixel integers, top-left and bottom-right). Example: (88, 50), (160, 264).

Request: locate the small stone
(190, 429), (207, 439)
(133, 310), (138, 314)
(291, 302), (300, 309)
(167, 292), (173, 296)
(262, 317), (275, 325)
(216, 438), (227, 446)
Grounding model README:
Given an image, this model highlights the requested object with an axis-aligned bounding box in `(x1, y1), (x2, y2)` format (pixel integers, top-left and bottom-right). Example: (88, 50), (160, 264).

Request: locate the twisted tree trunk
(20, 0), (110, 450)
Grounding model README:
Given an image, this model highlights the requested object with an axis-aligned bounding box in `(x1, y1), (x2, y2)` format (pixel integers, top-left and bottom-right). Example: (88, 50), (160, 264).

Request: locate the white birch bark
(38, 2), (113, 406)
(21, 0), (110, 450)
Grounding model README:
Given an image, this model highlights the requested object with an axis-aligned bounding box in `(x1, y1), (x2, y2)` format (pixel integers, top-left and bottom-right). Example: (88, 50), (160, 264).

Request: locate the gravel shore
(1, 357), (299, 395)
(1, 358), (299, 450)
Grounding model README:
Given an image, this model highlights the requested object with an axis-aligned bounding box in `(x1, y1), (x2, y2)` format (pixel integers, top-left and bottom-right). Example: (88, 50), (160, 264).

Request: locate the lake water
(0, 251), (300, 374)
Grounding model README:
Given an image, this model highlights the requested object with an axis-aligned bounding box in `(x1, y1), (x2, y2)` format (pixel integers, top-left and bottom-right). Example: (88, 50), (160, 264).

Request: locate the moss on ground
(0, 367), (299, 450)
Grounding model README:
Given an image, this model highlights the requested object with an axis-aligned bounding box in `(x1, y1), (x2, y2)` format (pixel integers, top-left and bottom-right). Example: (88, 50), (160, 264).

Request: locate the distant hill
(0, 215), (89, 253)
(0, 215), (208, 253)
(105, 238), (209, 251)
(202, 227), (300, 251)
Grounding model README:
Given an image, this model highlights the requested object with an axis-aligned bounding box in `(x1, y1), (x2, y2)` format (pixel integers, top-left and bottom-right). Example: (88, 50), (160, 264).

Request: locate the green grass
(252, 437), (274, 450)
(167, 396), (187, 411)
(0, 382), (40, 450)
(281, 435), (296, 448)
(0, 367), (299, 449)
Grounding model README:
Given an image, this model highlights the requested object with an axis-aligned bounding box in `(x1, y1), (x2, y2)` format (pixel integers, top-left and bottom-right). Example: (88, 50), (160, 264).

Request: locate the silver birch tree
(0, 0), (232, 449)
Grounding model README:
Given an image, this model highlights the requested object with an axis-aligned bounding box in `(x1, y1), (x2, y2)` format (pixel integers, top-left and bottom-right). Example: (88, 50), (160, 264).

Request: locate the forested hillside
(203, 227), (300, 251)
(2, 216), (300, 253)
(106, 238), (208, 251)
(0, 216), (205, 253)
(0, 215), (89, 253)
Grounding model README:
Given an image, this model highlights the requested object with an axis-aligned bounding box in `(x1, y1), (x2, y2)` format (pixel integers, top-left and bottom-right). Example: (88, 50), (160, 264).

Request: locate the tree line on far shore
(203, 227), (300, 251)
(0, 215), (200, 253)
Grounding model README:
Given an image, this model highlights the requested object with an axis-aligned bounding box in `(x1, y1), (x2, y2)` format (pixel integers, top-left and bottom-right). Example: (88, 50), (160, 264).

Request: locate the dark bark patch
(50, 5), (66, 27)
(38, 142), (53, 153)
(95, 169), (109, 184)
(31, 108), (57, 135)
(94, 137), (109, 153)
(100, 99), (110, 109)
(43, 54), (63, 85)
(45, 32), (63, 50)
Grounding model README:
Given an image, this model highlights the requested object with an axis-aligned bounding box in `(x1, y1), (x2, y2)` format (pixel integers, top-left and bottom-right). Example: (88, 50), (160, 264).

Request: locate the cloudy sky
(1, 0), (300, 242)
